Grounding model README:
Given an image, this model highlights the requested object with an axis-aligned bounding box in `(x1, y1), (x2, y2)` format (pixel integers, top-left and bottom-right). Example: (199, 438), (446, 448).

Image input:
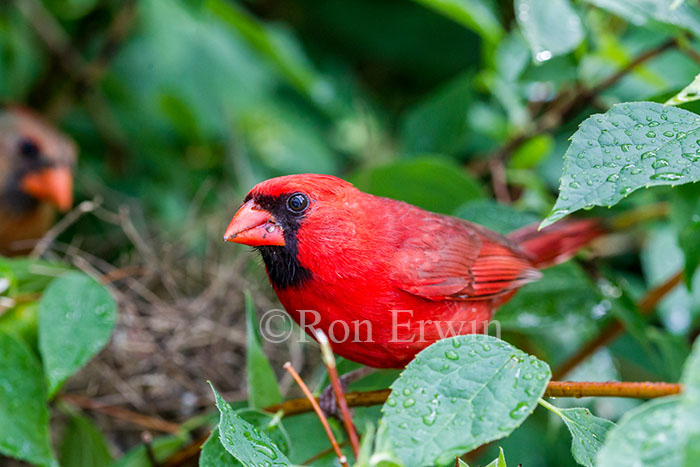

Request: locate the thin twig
(587, 38), (678, 99)
(283, 362), (349, 467)
(316, 330), (361, 459)
(61, 393), (181, 434)
(13, 0), (86, 75)
(553, 269), (684, 380)
(30, 199), (100, 257)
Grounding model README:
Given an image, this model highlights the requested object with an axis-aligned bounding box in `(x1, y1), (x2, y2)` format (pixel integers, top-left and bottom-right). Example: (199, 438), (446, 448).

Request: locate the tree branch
(262, 379), (681, 418)
(481, 36), (680, 168)
(545, 381), (682, 398)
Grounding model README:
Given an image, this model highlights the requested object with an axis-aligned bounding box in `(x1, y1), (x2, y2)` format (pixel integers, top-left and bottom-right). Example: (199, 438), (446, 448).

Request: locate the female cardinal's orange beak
(20, 167), (73, 212)
(224, 200), (285, 247)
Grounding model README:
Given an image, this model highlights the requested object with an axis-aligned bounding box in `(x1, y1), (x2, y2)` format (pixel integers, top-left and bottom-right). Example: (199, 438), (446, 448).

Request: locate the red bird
(0, 107), (76, 256)
(225, 174), (602, 369)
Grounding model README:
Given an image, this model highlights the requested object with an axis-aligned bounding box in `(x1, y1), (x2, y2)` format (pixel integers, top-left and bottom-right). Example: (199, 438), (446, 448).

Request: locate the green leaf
(60, 415), (113, 467)
(0, 331), (55, 466)
(200, 428), (239, 466)
(245, 292), (282, 409)
(543, 102), (700, 228)
(205, 0), (334, 110)
(39, 272), (117, 397)
(454, 200), (538, 234)
(596, 338), (700, 466)
(236, 409), (291, 456)
(596, 396), (687, 467)
(666, 73), (700, 106)
(515, 0), (584, 61)
(671, 183), (700, 288)
(681, 335), (700, 403)
(210, 384), (290, 466)
(509, 134), (555, 169)
(641, 226), (696, 334)
(351, 157), (484, 214)
(683, 433), (700, 467)
(400, 74), (474, 155)
(484, 447), (507, 467)
(382, 335), (550, 466)
(355, 420), (403, 467)
(543, 402), (615, 467)
(0, 257), (70, 295)
(584, 0), (700, 39)
(412, 0), (504, 43)
(238, 102), (339, 175)
(199, 410), (289, 467)
(496, 262), (601, 333)
(0, 302), (39, 350)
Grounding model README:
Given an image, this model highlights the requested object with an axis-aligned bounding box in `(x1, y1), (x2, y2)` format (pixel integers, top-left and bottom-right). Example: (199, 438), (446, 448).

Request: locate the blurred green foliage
(2, 0), (700, 465)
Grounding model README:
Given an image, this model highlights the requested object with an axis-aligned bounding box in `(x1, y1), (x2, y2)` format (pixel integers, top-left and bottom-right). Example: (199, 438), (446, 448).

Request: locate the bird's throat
(257, 244), (312, 289)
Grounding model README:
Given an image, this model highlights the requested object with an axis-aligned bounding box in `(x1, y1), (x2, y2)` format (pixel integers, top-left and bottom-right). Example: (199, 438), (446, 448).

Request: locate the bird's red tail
(508, 219), (605, 269)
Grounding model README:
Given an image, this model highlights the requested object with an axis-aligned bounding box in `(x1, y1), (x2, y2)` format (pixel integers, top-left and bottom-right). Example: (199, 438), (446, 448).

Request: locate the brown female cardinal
(224, 174), (602, 369)
(0, 107), (76, 256)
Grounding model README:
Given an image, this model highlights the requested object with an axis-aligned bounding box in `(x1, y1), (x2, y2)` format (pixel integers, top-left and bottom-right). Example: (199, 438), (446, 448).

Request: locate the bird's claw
(319, 372), (355, 421)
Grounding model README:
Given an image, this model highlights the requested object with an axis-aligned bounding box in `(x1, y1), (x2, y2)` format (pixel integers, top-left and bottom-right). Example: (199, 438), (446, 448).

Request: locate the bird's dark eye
(18, 138), (40, 158)
(287, 193), (309, 213)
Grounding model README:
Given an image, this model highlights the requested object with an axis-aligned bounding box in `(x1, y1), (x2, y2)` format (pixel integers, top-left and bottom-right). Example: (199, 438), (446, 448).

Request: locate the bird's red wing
(391, 216), (541, 301)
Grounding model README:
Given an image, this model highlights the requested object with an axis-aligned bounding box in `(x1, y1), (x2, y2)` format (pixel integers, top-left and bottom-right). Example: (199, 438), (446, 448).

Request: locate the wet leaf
(210, 384), (290, 466)
(39, 272), (117, 397)
(382, 335), (550, 466)
(543, 102), (700, 227)
(515, 0), (584, 61)
(0, 331), (55, 466)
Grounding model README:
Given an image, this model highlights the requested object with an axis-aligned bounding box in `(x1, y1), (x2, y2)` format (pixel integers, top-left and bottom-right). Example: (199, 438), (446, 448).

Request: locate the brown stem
(546, 381), (682, 398)
(161, 377), (683, 465)
(263, 379), (681, 418)
(553, 269), (684, 380)
(679, 43), (700, 66)
(60, 393), (181, 434)
(585, 38), (678, 100)
(317, 331), (361, 459)
(283, 362), (349, 467)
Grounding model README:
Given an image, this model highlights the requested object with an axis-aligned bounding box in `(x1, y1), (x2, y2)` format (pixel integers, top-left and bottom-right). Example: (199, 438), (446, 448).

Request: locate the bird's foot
(319, 367), (374, 420)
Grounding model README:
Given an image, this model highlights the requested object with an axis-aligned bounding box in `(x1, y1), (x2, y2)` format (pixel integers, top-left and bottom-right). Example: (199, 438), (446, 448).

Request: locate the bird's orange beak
(224, 199), (285, 247)
(20, 166), (73, 212)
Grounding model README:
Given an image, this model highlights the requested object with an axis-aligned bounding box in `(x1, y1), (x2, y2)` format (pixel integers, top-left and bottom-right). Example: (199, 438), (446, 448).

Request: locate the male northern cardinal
(225, 174), (602, 369)
(0, 107), (76, 256)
